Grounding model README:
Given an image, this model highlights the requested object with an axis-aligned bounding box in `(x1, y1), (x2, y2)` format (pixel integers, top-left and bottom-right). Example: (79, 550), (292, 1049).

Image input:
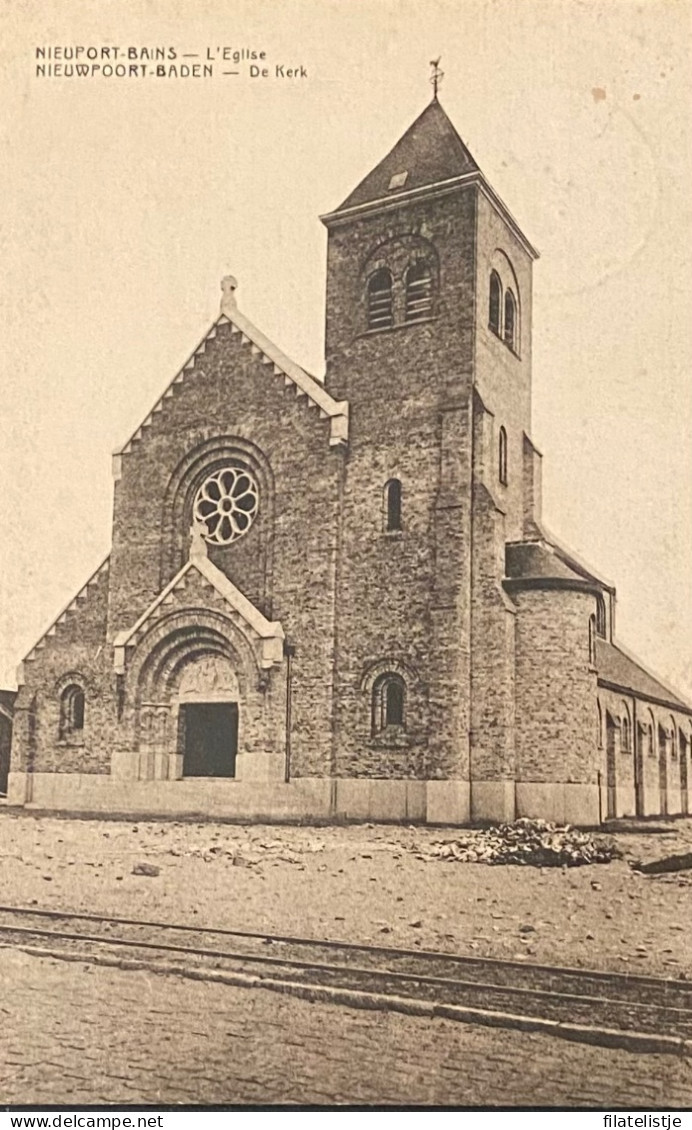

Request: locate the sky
(0, 0), (690, 699)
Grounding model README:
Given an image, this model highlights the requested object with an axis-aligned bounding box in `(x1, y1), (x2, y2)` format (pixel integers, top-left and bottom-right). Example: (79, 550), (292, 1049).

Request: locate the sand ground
(1, 810), (690, 976)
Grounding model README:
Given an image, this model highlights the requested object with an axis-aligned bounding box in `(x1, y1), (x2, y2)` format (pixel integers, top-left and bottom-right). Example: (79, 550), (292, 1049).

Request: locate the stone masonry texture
(9, 100), (691, 822)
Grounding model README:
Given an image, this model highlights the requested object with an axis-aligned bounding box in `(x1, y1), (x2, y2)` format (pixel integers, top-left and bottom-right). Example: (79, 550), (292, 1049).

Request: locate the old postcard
(0, 0), (690, 1112)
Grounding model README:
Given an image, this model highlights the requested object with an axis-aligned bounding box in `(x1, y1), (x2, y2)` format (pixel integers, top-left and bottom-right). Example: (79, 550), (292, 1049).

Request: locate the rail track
(2, 903), (691, 1054)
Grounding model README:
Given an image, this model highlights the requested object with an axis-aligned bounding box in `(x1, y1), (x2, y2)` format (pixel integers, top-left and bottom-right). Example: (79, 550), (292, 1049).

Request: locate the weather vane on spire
(430, 57), (444, 99)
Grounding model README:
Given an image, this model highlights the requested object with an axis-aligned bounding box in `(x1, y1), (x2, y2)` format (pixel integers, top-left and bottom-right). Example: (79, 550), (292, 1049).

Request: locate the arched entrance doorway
(174, 654), (240, 778)
(124, 605), (284, 783)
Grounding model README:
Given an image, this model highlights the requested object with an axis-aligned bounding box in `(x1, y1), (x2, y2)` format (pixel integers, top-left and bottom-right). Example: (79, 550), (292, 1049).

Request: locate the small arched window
(372, 673), (406, 733)
(374, 674), (405, 730)
(59, 684), (85, 740)
(659, 723), (669, 758)
(621, 704), (632, 752)
(405, 262), (433, 323)
(647, 711), (656, 757)
(504, 289), (517, 350)
(498, 426), (508, 486)
(367, 268), (393, 331)
(595, 594), (607, 638)
(384, 479), (402, 532)
(597, 700), (603, 748)
(489, 272), (502, 335)
(670, 717), (678, 759)
(588, 615), (597, 666)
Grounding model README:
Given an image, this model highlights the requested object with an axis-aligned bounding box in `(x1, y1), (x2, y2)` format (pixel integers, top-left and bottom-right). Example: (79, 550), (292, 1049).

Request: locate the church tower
(7, 85), (689, 825)
(322, 94), (539, 822)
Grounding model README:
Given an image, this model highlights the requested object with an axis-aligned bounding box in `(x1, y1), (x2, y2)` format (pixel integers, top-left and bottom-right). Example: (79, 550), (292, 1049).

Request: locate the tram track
(1, 903), (691, 1055)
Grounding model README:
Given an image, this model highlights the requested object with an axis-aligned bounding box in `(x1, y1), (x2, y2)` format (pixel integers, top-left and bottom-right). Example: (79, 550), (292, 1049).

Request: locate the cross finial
(220, 274), (238, 317)
(430, 57), (443, 99)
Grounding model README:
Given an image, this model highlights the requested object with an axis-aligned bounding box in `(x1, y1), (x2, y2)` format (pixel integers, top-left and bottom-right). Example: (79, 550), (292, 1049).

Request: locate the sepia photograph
(0, 0), (691, 1113)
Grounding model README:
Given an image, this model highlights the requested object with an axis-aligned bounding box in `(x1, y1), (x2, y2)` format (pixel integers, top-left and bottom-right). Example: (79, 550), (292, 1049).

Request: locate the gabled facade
(8, 98), (691, 824)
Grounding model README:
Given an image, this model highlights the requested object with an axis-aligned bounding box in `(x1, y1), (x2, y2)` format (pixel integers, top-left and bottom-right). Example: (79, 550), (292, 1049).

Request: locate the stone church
(8, 97), (692, 825)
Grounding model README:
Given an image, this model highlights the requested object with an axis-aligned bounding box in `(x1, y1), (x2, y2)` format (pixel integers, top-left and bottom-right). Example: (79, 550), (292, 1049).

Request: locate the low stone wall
(516, 781), (601, 826)
(5, 771), (612, 826)
(7, 772), (475, 824)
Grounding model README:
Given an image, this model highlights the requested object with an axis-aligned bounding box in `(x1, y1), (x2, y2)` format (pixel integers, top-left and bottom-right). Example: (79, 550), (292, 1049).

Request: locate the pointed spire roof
(334, 98), (481, 214)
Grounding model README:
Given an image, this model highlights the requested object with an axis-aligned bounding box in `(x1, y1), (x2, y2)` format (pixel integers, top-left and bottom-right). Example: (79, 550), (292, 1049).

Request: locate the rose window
(193, 466), (259, 545)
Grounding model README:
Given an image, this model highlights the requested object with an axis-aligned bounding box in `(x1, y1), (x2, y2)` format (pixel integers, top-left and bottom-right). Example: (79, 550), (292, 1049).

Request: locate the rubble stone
(418, 818), (618, 867)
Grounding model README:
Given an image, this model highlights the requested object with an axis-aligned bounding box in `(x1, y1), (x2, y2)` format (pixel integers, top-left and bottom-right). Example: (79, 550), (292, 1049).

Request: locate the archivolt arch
(129, 608), (262, 707)
(53, 670), (90, 697)
(126, 608), (279, 757)
(358, 656), (428, 756)
(159, 435), (275, 587)
(358, 656), (424, 695)
(362, 233), (440, 286)
(490, 249), (521, 302)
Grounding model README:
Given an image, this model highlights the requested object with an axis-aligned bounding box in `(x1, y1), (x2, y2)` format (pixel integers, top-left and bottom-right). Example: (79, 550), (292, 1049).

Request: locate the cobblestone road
(2, 948), (691, 1107)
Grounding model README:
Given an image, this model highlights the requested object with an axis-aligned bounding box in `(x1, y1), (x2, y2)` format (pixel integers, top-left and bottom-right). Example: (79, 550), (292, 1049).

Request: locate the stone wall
(324, 189), (478, 786)
(597, 687), (691, 818)
(469, 475), (517, 821)
(511, 583), (601, 824)
(9, 156), (689, 828)
(474, 192), (534, 545)
(14, 322), (346, 782)
(12, 563), (113, 774)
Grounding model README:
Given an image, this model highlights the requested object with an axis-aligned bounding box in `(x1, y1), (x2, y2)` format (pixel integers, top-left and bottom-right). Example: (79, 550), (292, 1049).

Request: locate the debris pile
(420, 818), (619, 868)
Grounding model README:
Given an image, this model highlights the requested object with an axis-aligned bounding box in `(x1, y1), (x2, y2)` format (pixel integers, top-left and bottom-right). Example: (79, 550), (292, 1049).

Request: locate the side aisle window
(59, 684), (85, 740)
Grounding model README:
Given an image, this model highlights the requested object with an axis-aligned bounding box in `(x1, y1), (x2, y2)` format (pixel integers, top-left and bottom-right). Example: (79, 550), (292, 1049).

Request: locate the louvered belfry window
(405, 262), (433, 323)
(367, 268), (394, 330)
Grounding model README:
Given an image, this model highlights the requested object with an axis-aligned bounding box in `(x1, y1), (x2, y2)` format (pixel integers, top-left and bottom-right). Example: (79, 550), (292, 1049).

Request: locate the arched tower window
(367, 268), (393, 331)
(498, 426), (508, 485)
(384, 479), (402, 532)
(489, 271), (502, 335)
(59, 684), (85, 740)
(372, 673), (406, 732)
(504, 289), (517, 350)
(405, 262), (433, 323)
(596, 594), (607, 638)
(588, 615), (597, 667)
